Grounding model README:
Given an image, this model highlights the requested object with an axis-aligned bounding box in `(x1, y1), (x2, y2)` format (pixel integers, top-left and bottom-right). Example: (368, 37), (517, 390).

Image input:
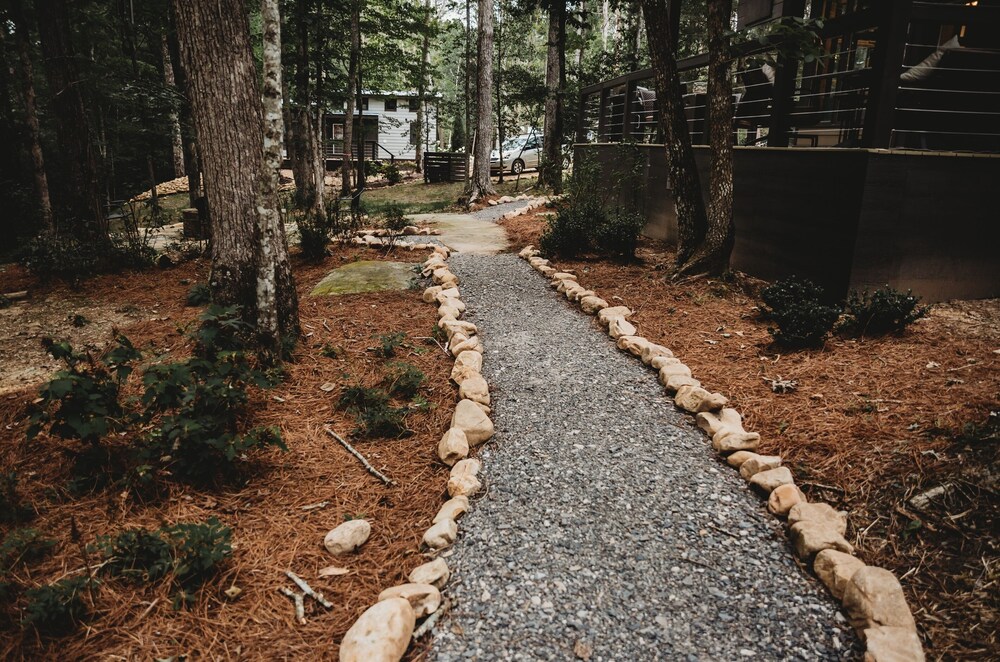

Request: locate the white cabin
(323, 91), (440, 162)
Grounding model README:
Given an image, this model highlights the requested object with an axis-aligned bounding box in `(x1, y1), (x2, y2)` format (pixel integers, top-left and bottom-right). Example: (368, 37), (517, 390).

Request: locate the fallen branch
(300, 501), (329, 511)
(413, 599), (451, 639)
(2, 290), (28, 301)
(285, 570), (333, 609)
(278, 587), (306, 624)
(324, 426), (394, 485)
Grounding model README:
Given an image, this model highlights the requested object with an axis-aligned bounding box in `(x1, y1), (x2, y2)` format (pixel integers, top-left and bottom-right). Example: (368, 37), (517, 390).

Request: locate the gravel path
(429, 251), (860, 661)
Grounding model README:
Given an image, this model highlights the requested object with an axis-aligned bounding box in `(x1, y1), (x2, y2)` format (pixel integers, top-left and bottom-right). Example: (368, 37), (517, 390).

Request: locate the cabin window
(408, 98), (420, 112)
(360, 98), (369, 111)
(409, 121), (419, 145)
(385, 98), (398, 112)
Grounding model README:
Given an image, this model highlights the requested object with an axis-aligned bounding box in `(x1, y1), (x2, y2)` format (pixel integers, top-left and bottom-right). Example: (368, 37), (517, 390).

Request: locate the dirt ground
(502, 211), (1000, 661)
(0, 245), (450, 660)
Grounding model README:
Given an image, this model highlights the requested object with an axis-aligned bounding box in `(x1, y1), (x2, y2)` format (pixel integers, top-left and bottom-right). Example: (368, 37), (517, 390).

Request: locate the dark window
(360, 97), (369, 111)
(385, 98), (397, 111)
(409, 121), (419, 145)
(408, 97), (420, 112)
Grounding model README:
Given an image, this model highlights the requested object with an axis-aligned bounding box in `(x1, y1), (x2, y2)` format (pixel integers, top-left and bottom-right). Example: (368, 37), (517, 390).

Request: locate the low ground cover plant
(840, 285), (928, 336)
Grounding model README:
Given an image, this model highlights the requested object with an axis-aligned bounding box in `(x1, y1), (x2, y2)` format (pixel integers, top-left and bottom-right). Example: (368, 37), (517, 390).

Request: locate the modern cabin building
(322, 91), (440, 164)
(576, 0), (1000, 302)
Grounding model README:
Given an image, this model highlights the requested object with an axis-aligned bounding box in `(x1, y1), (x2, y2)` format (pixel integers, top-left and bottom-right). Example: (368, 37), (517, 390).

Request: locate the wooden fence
(423, 152), (467, 183)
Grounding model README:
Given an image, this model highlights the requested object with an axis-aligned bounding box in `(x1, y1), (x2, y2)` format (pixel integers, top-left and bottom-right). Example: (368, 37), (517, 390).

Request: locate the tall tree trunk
(172, 0), (298, 350)
(676, 0), (734, 276)
(495, 0), (504, 184)
(161, 34), (186, 179)
(259, 0), (298, 348)
(464, 0), (471, 167)
(165, 14), (202, 209)
(354, 47), (366, 211)
(342, 0), (360, 198)
(9, 0), (54, 233)
(540, 0), (565, 192)
(639, 0), (707, 269)
(290, 0), (325, 221)
(414, 0), (431, 173)
(35, 0), (105, 241)
(468, 0), (496, 201)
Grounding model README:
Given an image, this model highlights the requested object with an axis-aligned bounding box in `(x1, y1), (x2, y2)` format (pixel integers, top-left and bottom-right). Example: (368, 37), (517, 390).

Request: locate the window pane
(385, 98), (397, 111)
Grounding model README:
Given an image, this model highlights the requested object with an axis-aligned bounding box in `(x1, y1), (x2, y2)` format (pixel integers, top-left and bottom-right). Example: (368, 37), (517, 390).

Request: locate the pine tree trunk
(161, 34), (186, 179)
(639, 0), (708, 269)
(165, 17), (202, 209)
(172, 0), (298, 350)
(342, 1), (360, 198)
(676, 0), (734, 277)
(35, 0), (105, 241)
(289, 0), (325, 220)
(541, 1), (565, 192)
(9, 0), (54, 233)
(468, 0), (496, 201)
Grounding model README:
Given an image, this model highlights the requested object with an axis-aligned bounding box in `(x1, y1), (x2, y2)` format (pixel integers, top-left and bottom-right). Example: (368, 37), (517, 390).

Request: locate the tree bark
(9, 0), (54, 233)
(414, 0), (432, 173)
(172, 0), (298, 350)
(342, 0), (360, 198)
(35, 0), (105, 241)
(676, 0), (734, 277)
(161, 34), (186, 179)
(639, 0), (708, 269)
(468, 0), (497, 201)
(164, 15), (202, 209)
(289, 0), (325, 221)
(540, 0), (565, 192)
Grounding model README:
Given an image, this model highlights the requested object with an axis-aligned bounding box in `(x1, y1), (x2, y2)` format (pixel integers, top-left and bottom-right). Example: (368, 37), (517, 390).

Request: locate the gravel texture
(429, 251), (860, 661)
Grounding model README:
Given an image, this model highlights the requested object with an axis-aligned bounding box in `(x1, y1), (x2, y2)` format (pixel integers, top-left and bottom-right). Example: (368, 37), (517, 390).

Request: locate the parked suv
(490, 133), (543, 175)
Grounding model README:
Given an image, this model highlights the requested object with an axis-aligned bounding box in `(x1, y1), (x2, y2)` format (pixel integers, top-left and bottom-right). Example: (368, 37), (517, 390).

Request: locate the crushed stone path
(428, 241), (860, 660)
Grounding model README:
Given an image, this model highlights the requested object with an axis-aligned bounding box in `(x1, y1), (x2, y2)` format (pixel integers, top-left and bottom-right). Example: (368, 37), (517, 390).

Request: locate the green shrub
(840, 285), (928, 336)
(107, 233), (156, 271)
(379, 203), (410, 245)
(23, 576), (93, 635)
(385, 163), (403, 185)
(377, 332), (407, 358)
(185, 283), (212, 306)
(28, 336), (141, 446)
(592, 210), (646, 259)
(164, 518), (231, 606)
(338, 385), (409, 438)
(140, 307), (286, 483)
(1, 528), (55, 572)
(539, 201), (595, 259)
(760, 277), (841, 348)
(96, 528), (173, 584)
(298, 210), (332, 260)
(18, 235), (100, 284)
(383, 362), (425, 398)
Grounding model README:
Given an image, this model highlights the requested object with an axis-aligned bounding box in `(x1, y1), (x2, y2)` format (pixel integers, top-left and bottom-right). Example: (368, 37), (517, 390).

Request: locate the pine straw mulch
(0, 245), (451, 660)
(499, 211), (1000, 661)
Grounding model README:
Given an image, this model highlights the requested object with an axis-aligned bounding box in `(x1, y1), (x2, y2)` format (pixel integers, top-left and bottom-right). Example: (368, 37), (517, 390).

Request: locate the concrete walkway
(427, 206), (859, 661)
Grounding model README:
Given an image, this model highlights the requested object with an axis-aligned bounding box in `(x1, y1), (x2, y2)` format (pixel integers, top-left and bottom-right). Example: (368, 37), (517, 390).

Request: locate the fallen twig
(415, 335), (449, 357)
(300, 501), (329, 511)
(324, 426), (394, 485)
(278, 587), (306, 624)
(285, 570), (333, 609)
(413, 599), (451, 639)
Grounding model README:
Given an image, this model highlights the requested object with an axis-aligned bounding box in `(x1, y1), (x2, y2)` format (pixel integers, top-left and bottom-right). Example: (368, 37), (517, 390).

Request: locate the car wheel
(512, 159), (525, 175)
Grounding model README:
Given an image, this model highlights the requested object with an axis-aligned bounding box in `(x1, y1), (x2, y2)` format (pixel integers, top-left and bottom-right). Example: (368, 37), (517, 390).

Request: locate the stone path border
(516, 244), (926, 662)
(336, 245), (497, 662)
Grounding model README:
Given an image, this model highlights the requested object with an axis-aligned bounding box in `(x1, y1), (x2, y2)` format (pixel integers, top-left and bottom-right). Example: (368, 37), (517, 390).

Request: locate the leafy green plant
(379, 203), (410, 248)
(376, 332), (407, 358)
(185, 282), (212, 306)
(321, 343), (345, 359)
(1, 528), (55, 572)
(383, 362), (425, 398)
(840, 285), (928, 336)
(18, 235), (100, 284)
(1, 473), (34, 524)
(338, 385), (409, 438)
(760, 277), (841, 348)
(540, 149), (646, 260)
(164, 518), (231, 606)
(96, 528), (173, 584)
(384, 163), (403, 185)
(68, 313), (90, 328)
(298, 209), (333, 260)
(23, 576), (93, 635)
(28, 336), (141, 447)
